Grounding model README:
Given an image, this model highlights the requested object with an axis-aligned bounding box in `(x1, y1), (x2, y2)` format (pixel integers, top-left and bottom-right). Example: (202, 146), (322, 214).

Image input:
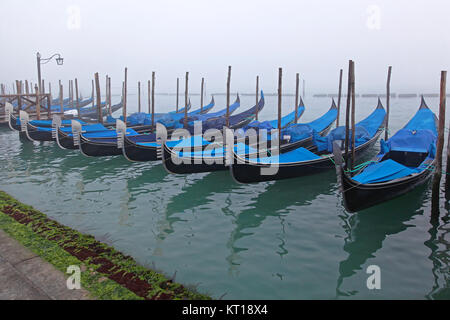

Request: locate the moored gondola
(118, 94), (263, 161)
(230, 99), (387, 184)
(333, 97), (438, 212)
(161, 99), (338, 174)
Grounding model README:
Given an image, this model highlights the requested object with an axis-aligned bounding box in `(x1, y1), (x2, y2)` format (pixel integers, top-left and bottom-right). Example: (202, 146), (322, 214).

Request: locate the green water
(0, 96), (448, 299)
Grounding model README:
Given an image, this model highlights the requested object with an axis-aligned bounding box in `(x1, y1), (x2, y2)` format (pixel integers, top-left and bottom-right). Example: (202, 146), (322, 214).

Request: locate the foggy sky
(0, 0), (449, 95)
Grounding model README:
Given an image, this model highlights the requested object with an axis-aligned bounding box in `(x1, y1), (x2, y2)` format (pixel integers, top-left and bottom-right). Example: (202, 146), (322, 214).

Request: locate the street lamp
(36, 52), (64, 94)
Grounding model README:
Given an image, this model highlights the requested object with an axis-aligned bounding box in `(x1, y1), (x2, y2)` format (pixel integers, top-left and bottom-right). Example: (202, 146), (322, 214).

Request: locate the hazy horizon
(1, 0), (449, 96)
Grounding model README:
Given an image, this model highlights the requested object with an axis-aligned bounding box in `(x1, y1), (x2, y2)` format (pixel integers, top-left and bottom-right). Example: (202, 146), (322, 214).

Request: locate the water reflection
(224, 171), (336, 275)
(335, 185), (429, 298)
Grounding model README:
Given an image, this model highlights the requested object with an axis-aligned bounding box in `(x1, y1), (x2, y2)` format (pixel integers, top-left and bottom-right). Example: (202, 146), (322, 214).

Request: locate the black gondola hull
(230, 130), (382, 184)
(339, 163), (434, 212)
(79, 136), (122, 157)
(56, 128), (78, 149)
(122, 137), (158, 161)
(26, 123), (54, 142)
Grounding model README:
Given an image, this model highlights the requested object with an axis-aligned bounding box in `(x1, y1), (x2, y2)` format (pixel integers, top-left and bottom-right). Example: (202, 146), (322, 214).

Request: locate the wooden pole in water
(446, 108), (450, 192)
(138, 81), (141, 113)
(255, 75), (259, 121)
(42, 80), (45, 94)
(25, 80), (29, 95)
(108, 76), (112, 116)
(35, 85), (40, 120)
(295, 73), (299, 122)
(123, 67), (128, 123)
(176, 78), (179, 113)
(184, 72), (189, 128)
(344, 60), (352, 170)
(70, 80), (75, 110)
(46, 91), (51, 118)
(226, 66), (231, 127)
(147, 80), (151, 114)
(75, 78), (80, 117)
(385, 66), (392, 141)
(91, 80), (95, 108)
(152, 72), (155, 128)
(350, 61), (356, 171)
(336, 69), (343, 127)
(94, 72), (103, 124)
(200, 77), (204, 112)
(59, 82), (63, 114)
(278, 67), (282, 131)
(431, 70), (447, 216)
(16, 81), (22, 112)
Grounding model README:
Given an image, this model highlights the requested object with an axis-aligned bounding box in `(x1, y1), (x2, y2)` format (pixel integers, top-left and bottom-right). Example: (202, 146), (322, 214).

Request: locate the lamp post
(36, 52), (64, 95)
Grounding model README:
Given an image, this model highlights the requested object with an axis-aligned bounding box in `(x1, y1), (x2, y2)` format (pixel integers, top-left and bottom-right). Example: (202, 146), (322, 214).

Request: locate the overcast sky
(0, 0), (449, 95)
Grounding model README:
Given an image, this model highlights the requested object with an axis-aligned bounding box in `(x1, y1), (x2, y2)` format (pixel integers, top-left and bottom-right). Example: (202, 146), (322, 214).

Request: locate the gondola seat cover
(384, 129), (437, 154)
(186, 101), (239, 125)
(351, 159), (422, 184)
(313, 107), (386, 152)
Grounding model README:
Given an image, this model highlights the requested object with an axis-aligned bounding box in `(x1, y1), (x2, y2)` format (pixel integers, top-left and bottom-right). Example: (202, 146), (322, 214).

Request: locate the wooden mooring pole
(184, 72), (189, 128)
(385, 66), (392, 141)
(344, 60), (353, 170)
(226, 66), (231, 127)
(123, 67), (128, 123)
(107, 76), (112, 115)
(336, 69), (343, 127)
(138, 81), (141, 113)
(35, 85), (40, 120)
(255, 75), (259, 121)
(91, 80), (95, 108)
(75, 78), (80, 117)
(200, 77), (204, 113)
(59, 82), (63, 114)
(94, 73), (103, 124)
(70, 80), (74, 110)
(152, 72), (155, 128)
(147, 80), (151, 114)
(431, 70), (447, 216)
(176, 78), (179, 113)
(16, 81), (22, 112)
(278, 67), (282, 131)
(350, 61), (356, 171)
(295, 73), (299, 122)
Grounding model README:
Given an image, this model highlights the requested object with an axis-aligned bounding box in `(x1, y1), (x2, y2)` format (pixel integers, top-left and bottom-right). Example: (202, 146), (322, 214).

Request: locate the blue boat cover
(352, 159), (423, 184)
(245, 106), (303, 130)
(30, 119), (87, 127)
(280, 106), (338, 142)
(313, 107), (386, 152)
(36, 123), (108, 133)
(186, 101), (240, 125)
(247, 146), (322, 164)
(351, 103), (437, 184)
(83, 128), (138, 138)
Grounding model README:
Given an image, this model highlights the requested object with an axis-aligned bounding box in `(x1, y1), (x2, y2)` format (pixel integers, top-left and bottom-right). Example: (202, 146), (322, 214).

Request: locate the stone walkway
(0, 229), (92, 300)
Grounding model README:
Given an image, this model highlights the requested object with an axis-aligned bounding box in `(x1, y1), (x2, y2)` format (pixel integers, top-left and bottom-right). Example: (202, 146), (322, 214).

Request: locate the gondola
(18, 100), (124, 142)
(55, 98), (219, 151)
(230, 99), (387, 184)
(118, 93), (262, 162)
(5, 97), (95, 131)
(161, 99), (337, 174)
(333, 97), (438, 212)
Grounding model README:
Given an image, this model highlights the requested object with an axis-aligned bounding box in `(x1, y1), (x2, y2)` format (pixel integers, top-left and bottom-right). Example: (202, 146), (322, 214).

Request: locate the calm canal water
(0, 95), (449, 299)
